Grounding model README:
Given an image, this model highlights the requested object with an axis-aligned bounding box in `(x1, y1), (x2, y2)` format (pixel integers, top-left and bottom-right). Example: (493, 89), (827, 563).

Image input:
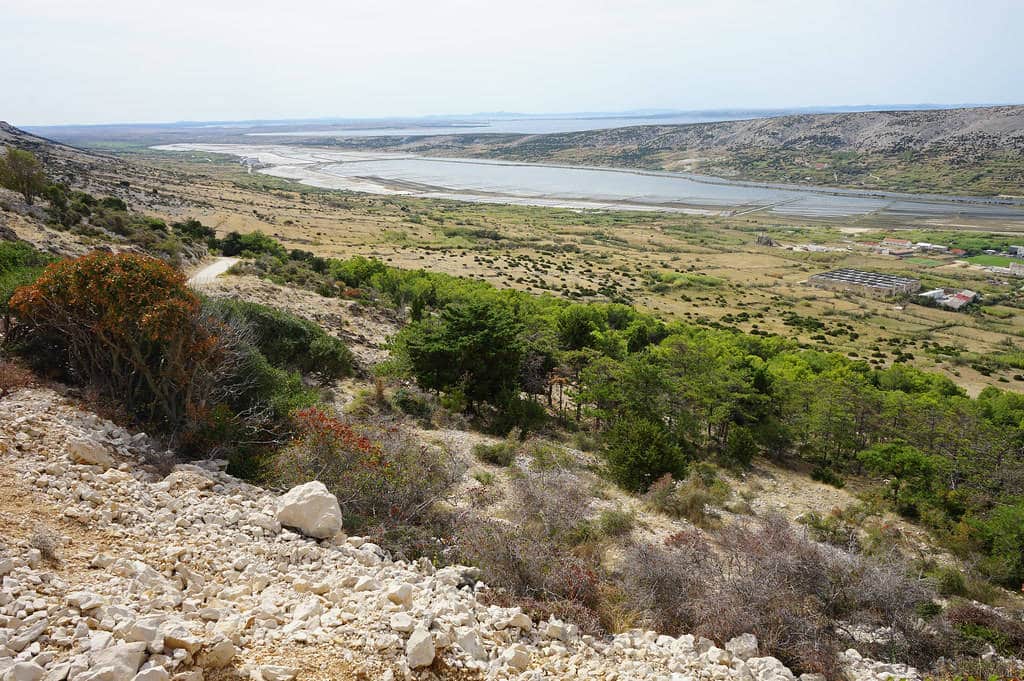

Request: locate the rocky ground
(0, 386), (925, 681)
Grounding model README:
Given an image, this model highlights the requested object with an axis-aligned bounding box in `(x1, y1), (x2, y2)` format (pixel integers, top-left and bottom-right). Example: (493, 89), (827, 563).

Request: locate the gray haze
(3, 0), (1023, 126)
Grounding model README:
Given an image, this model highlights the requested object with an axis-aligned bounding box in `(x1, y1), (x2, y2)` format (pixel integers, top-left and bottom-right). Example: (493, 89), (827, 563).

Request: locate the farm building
(807, 268), (921, 297)
(919, 288), (979, 310)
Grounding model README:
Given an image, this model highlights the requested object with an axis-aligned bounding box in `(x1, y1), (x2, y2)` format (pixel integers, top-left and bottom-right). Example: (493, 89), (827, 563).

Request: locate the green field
(966, 254), (1014, 266)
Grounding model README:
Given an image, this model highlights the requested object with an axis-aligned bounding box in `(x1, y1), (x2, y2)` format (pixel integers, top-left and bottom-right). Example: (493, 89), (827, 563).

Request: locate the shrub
(217, 231), (287, 258)
(720, 426), (757, 469)
(392, 298), (525, 409)
(172, 218), (216, 244)
(810, 466), (846, 488)
(390, 386), (433, 419)
(0, 357), (36, 395)
(969, 500), (1024, 589)
(643, 471), (727, 526)
(275, 407), (462, 527)
(927, 565), (967, 597)
(0, 241), (53, 325)
(602, 416), (685, 492)
(945, 603), (1024, 657)
(525, 440), (575, 470)
(0, 147), (46, 204)
(204, 298), (353, 383)
(453, 469), (602, 630)
(621, 516), (945, 676)
(473, 441), (516, 466)
(8, 252), (226, 436)
(799, 511), (860, 550)
(597, 508), (634, 537)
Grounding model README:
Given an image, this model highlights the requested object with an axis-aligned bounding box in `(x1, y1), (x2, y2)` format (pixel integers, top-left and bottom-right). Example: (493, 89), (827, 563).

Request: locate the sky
(3, 0), (1023, 126)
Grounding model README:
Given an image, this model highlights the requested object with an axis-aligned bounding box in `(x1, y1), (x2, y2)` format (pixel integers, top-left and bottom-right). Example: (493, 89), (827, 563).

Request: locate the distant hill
(321, 105), (1024, 196)
(1, 120), (122, 187)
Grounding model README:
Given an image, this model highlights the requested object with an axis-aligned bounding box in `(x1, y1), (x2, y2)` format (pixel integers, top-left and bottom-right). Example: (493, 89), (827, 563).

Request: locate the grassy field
(94, 148), (1024, 395)
(966, 254), (1014, 267)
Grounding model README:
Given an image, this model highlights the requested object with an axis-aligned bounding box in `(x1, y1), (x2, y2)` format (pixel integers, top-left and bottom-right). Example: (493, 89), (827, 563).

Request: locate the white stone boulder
(725, 633), (759, 661)
(67, 438), (115, 469)
(501, 644), (531, 671)
(88, 642), (148, 681)
(405, 628), (435, 669)
(131, 669), (170, 681)
(8, 662), (45, 681)
(197, 640), (237, 669)
(275, 481), (343, 539)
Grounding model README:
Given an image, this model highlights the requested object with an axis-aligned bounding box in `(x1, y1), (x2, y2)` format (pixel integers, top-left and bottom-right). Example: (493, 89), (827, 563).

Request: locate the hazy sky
(3, 0), (1023, 125)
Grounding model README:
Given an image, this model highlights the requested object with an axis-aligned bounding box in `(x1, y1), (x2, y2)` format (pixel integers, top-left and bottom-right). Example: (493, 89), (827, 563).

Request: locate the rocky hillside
(322, 106), (1024, 195)
(0, 386), (924, 681)
(325, 106), (1024, 157)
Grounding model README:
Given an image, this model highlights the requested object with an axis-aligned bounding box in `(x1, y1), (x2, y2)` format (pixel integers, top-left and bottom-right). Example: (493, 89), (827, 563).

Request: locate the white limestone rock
(725, 633), (759, 661)
(67, 438), (116, 469)
(275, 482), (343, 539)
(405, 628), (435, 669)
(87, 642), (148, 681)
(501, 644), (531, 671)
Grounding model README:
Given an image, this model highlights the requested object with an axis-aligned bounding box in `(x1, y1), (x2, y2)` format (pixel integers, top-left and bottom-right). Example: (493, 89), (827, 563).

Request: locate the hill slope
(321, 106), (1024, 196)
(0, 386), (920, 681)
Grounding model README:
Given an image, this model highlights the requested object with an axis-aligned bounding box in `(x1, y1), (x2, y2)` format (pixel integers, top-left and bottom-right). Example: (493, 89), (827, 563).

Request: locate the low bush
(621, 516), (946, 677)
(204, 298), (353, 383)
(8, 252), (227, 436)
(0, 357), (36, 395)
(390, 386), (434, 419)
(945, 603), (1024, 657)
(473, 441), (516, 466)
(454, 469), (602, 631)
(217, 230), (287, 258)
(643, 471), (728, 526)
(0, 241), (53, 326)
(810, 466), (846, 488)
(274, 407), (462, 528)
(597, 507), (634, 537)
(602, 416), (685, 492)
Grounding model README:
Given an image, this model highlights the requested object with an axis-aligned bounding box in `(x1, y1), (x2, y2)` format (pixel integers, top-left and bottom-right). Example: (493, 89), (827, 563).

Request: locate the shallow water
(154, 143), (1024, 222)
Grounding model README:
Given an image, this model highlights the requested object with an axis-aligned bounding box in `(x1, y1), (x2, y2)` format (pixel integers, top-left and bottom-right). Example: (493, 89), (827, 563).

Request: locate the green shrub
(390, 387), (433, 419)
(970, 501), (1024, 588)
(525, 440), (575, 470)
(217, 231), (287, 258)
(602, 416), (685, 492)
(810, 466), (846, 488)
(720, 426), (757, 469)
(0, 241), (53, 320)
(597, 507), (634, 537)
(473, 441), (516, 467)
(928, 565), (968, 597)
(204, 298), (353, 383)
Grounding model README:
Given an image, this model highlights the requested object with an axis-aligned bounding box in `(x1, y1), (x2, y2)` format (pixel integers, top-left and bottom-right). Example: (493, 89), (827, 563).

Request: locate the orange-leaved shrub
(8, 252), (228, 438)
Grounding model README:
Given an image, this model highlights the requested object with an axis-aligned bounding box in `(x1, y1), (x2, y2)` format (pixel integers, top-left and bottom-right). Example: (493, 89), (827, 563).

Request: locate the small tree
(0, 147), (46, 205)
(602, 415), (686, 492)
(857, 441), (946, 511)
(394, 298), (525, 409)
